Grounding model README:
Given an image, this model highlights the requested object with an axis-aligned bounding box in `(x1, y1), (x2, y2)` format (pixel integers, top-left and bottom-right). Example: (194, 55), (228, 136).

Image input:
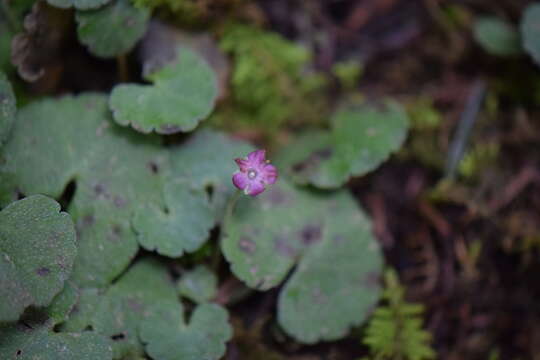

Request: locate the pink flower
(232, 150), (277, 196)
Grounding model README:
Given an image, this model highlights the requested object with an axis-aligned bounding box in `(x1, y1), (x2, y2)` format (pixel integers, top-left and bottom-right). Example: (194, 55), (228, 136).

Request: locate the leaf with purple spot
(0, 94), (166, 287)
(276, 101), (409, 189)
(109, 47), (217, 134)
(222, 179), (382, 343)
(0, 195), (76, 323)
(61, 258), (178, 359)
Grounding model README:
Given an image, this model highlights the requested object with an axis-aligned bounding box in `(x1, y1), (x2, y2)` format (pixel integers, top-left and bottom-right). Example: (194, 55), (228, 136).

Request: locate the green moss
(131, 0), (198, 12)
(211, 24), (328, 136)
(458, 141), (499, 180)
(332, 60), (363, 90)
(130, 0), (203, 24)
(407, 97), (442, 130)
(400, 98), (445, 170)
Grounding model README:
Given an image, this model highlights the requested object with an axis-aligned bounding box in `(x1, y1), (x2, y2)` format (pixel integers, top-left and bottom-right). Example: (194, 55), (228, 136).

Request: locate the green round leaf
(47, 0), (112, 9)
(0, 195), (76, 323)
(178, 265), (218, 304)
(473, 16), (521, 56)
(132, 181), (214, 257)
(76, 0), (150, 58)
(0, 93), (166, 287)
(222, 180), (382, 343)
(90, 258), (178, 359)
(0, 323), (112, 360)
(277, 101), (409, 189)
(0, 71), (15, 147)
(140, 301), (232, 360)
(109, 48), (218, 134)
(521, 3), (540, 65)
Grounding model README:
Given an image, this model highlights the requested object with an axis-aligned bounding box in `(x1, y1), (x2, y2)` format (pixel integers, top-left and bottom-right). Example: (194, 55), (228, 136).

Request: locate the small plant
(361, 268), (436, 360)
(473, 2), (540, 67)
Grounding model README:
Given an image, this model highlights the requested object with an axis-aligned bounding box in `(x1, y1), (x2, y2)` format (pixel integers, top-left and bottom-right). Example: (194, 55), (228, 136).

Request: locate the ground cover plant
(1, 0), (540, 359)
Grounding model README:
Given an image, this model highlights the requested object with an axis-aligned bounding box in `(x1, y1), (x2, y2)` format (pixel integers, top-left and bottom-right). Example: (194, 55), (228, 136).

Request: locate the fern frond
(211, 24), (328, 133)
(361, 268), (436, 360)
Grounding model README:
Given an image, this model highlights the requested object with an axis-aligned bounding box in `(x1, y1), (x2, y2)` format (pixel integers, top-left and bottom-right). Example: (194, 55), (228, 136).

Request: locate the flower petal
(232, 172), (249, 190)
(247, 150), (266, 165)
(246, 181), (265, 196)
(234, 158), (249, 172)
(263, 164), (278, 184)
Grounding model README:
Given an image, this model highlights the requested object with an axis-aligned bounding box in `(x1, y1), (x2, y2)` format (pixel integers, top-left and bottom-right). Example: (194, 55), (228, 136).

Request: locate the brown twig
(116, 54), (129, 83)
(488, 166), (540, 213)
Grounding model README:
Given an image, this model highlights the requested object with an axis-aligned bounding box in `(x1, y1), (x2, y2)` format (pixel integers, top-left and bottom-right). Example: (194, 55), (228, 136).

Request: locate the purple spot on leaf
(239, 237), (256, 254)
(36, 267), (50, 276)
(299, 224), (322, 246)
(113, 195), (127, 208)
(147, 161), (159, 174)
(274, 236), (297, 258)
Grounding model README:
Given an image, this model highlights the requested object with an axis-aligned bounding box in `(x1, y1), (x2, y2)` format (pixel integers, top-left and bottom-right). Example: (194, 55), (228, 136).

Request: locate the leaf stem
(212, 189), (242, 271)
(223, 189), (242, 227)
(116, 54), (129, 82)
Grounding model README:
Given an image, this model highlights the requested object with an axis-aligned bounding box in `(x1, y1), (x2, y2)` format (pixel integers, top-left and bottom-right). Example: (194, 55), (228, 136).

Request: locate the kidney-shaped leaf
(109, 47), (217, 134)
(0, 323), (112, 360)
(0, 94), (166, 287)
(522, 3), (540, 65)
(140, 300), (232, 360)
(89, 258), (177, 359)
(222, 180), (382, 343)
(47, 0), (111, 10)
(0, 195), (76, 323)
(277, 101), (409, 189)
(473, 16), (521, 56)
(0, 72), (15, 147)
(76, 0), (150, 58)
(132, 181), (214, 257)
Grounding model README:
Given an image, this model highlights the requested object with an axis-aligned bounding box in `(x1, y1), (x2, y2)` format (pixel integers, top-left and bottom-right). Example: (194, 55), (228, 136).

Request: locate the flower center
(247, 169), (257, 179)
